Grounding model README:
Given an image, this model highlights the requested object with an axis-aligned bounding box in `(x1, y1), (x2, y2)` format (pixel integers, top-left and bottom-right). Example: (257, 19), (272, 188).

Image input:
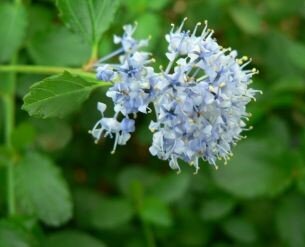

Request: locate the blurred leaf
(140, 196), (172, 227)
(7, 215), (43, 240)
(123, 0), (147, 14)
(265, 117), (290, 154)
(147, 0), (170, 10)
(32, 119), (72, 152)
(125, 237), (146, 247)
(0, 73), (14, 96)
(287, 41), (305, 70)
(151, 172), (191, 203)
(89, 197), (134, 230)
(74, 188), (103, 228)
(0, 146), (13, 168)
(98, 35), (113, 58)
(27, 25), (91, 66)
(135, 13), (162, 49)
(11, 122), (36, 150)
(27, 4), (53, 38)
(222, 217), (257, 243)
(0, 219), (38, 247)
(298, 132), (305, 195)
(229, 6), (262, 35)
(43, 230), (106, 247)
(212, 138), (291, 198)
(56, 0), (119, 45)
(264, 0), (305, 20)
(117, 166), (159, 196)
(200, 196), (235, 221)
(15, 152), (73, 226)
(176, 209), (212, 246)
(22, 71), (104, 118)
(263, 31), (297, 76)
(16, 74), (45, 98)
(276, 194), (305, 247)
(271, 76), (305, 93)
(0, 2), (27, 62)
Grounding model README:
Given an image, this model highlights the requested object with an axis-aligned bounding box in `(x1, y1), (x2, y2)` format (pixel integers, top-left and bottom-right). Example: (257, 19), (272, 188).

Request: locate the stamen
(193, 158), (200, 175)
(97, 48), (124, 64)
(196, 75), (208, 82)
(219, 82), (226, 88)
(170, 23), (175, 33)
(240, 58), (252, 68)
(111, 133), (119, 154)
(178, 17), (188, 32)
(201, 20), (208, 37)
(192, 22), (201, 36)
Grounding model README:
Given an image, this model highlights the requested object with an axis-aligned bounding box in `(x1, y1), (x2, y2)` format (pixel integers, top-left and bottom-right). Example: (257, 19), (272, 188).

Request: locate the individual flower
(89, 103), (135, 153)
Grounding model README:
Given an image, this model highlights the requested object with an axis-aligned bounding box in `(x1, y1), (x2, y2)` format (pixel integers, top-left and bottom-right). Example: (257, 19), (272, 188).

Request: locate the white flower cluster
(90, 19), (260, 173)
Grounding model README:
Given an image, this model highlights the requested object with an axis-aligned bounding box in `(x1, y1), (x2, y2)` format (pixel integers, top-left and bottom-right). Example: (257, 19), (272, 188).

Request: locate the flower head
(90, 24), (156, 152)
(91, 19), (260, 173)
(150, 20), (260, 173)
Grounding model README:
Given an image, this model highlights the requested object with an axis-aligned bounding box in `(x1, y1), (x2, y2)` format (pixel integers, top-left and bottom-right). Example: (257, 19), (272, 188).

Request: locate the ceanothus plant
(90, 18), (260, 173)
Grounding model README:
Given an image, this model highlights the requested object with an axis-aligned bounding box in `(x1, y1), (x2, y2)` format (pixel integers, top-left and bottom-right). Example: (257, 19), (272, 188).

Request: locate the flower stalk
(0, 65), (97, 79)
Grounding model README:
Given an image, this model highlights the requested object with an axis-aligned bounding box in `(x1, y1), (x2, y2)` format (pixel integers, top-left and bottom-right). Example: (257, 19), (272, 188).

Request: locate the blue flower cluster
(90, 19), (260, 173)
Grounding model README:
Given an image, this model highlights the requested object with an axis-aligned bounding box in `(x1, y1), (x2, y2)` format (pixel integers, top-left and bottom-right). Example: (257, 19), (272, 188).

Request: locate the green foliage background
(1, 0), (305, 246)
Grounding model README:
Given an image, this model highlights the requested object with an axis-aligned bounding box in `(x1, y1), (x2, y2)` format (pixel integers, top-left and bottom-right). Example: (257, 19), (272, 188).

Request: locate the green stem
(132, 182), (156, 247)
(3, 55), (18, 216)
(91, 40), (99, 61)
(3, 95), (16, 216)
(142, 220), (156, 247)
(0, 65), (97, 79)
(83, 40), (100, 71)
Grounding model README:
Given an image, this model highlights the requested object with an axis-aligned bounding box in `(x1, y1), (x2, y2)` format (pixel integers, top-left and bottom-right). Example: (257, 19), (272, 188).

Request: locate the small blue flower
(121, 118), (135, 133)
(96, 65), (115, 81)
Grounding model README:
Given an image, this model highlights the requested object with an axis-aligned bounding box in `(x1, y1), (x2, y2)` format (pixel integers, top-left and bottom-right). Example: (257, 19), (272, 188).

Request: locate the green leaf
(0, 2), (27, 62)
(22, 71), (103, 118)
(27, 25), (91, 66)
(151, 173), (191, 203)
(15, 152), (73, 226)
(0, 219), (38, 247)
(117, 166), (159, 196)
(0, 73), (14, 96)
(0, 146), (13, 168)
(43, 230), (106, 247)
(222, 218), (257, 243)
(11, 122), (36, 151)
(31, 119), (72, 152)
(287, 41), (305, 70)
(89, 197), (134, 229)
(56, 0), (119, 45)
(135, 13), (162, 49)
(271, 76), (305, 93)
(229, 6), (262, 35)
(75, 189), (134, 231)
(276, 194), (305, 247)
(16, 74), (45, 98)
(73, 189), (103, 228)
(27, 4), (53, 39)
(140, 197), (172, 227)
(200, 196), (235, 221)
(122, 0), (147, 14)
(212, 138), (292, 198)
(147, 0), (170, 10)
